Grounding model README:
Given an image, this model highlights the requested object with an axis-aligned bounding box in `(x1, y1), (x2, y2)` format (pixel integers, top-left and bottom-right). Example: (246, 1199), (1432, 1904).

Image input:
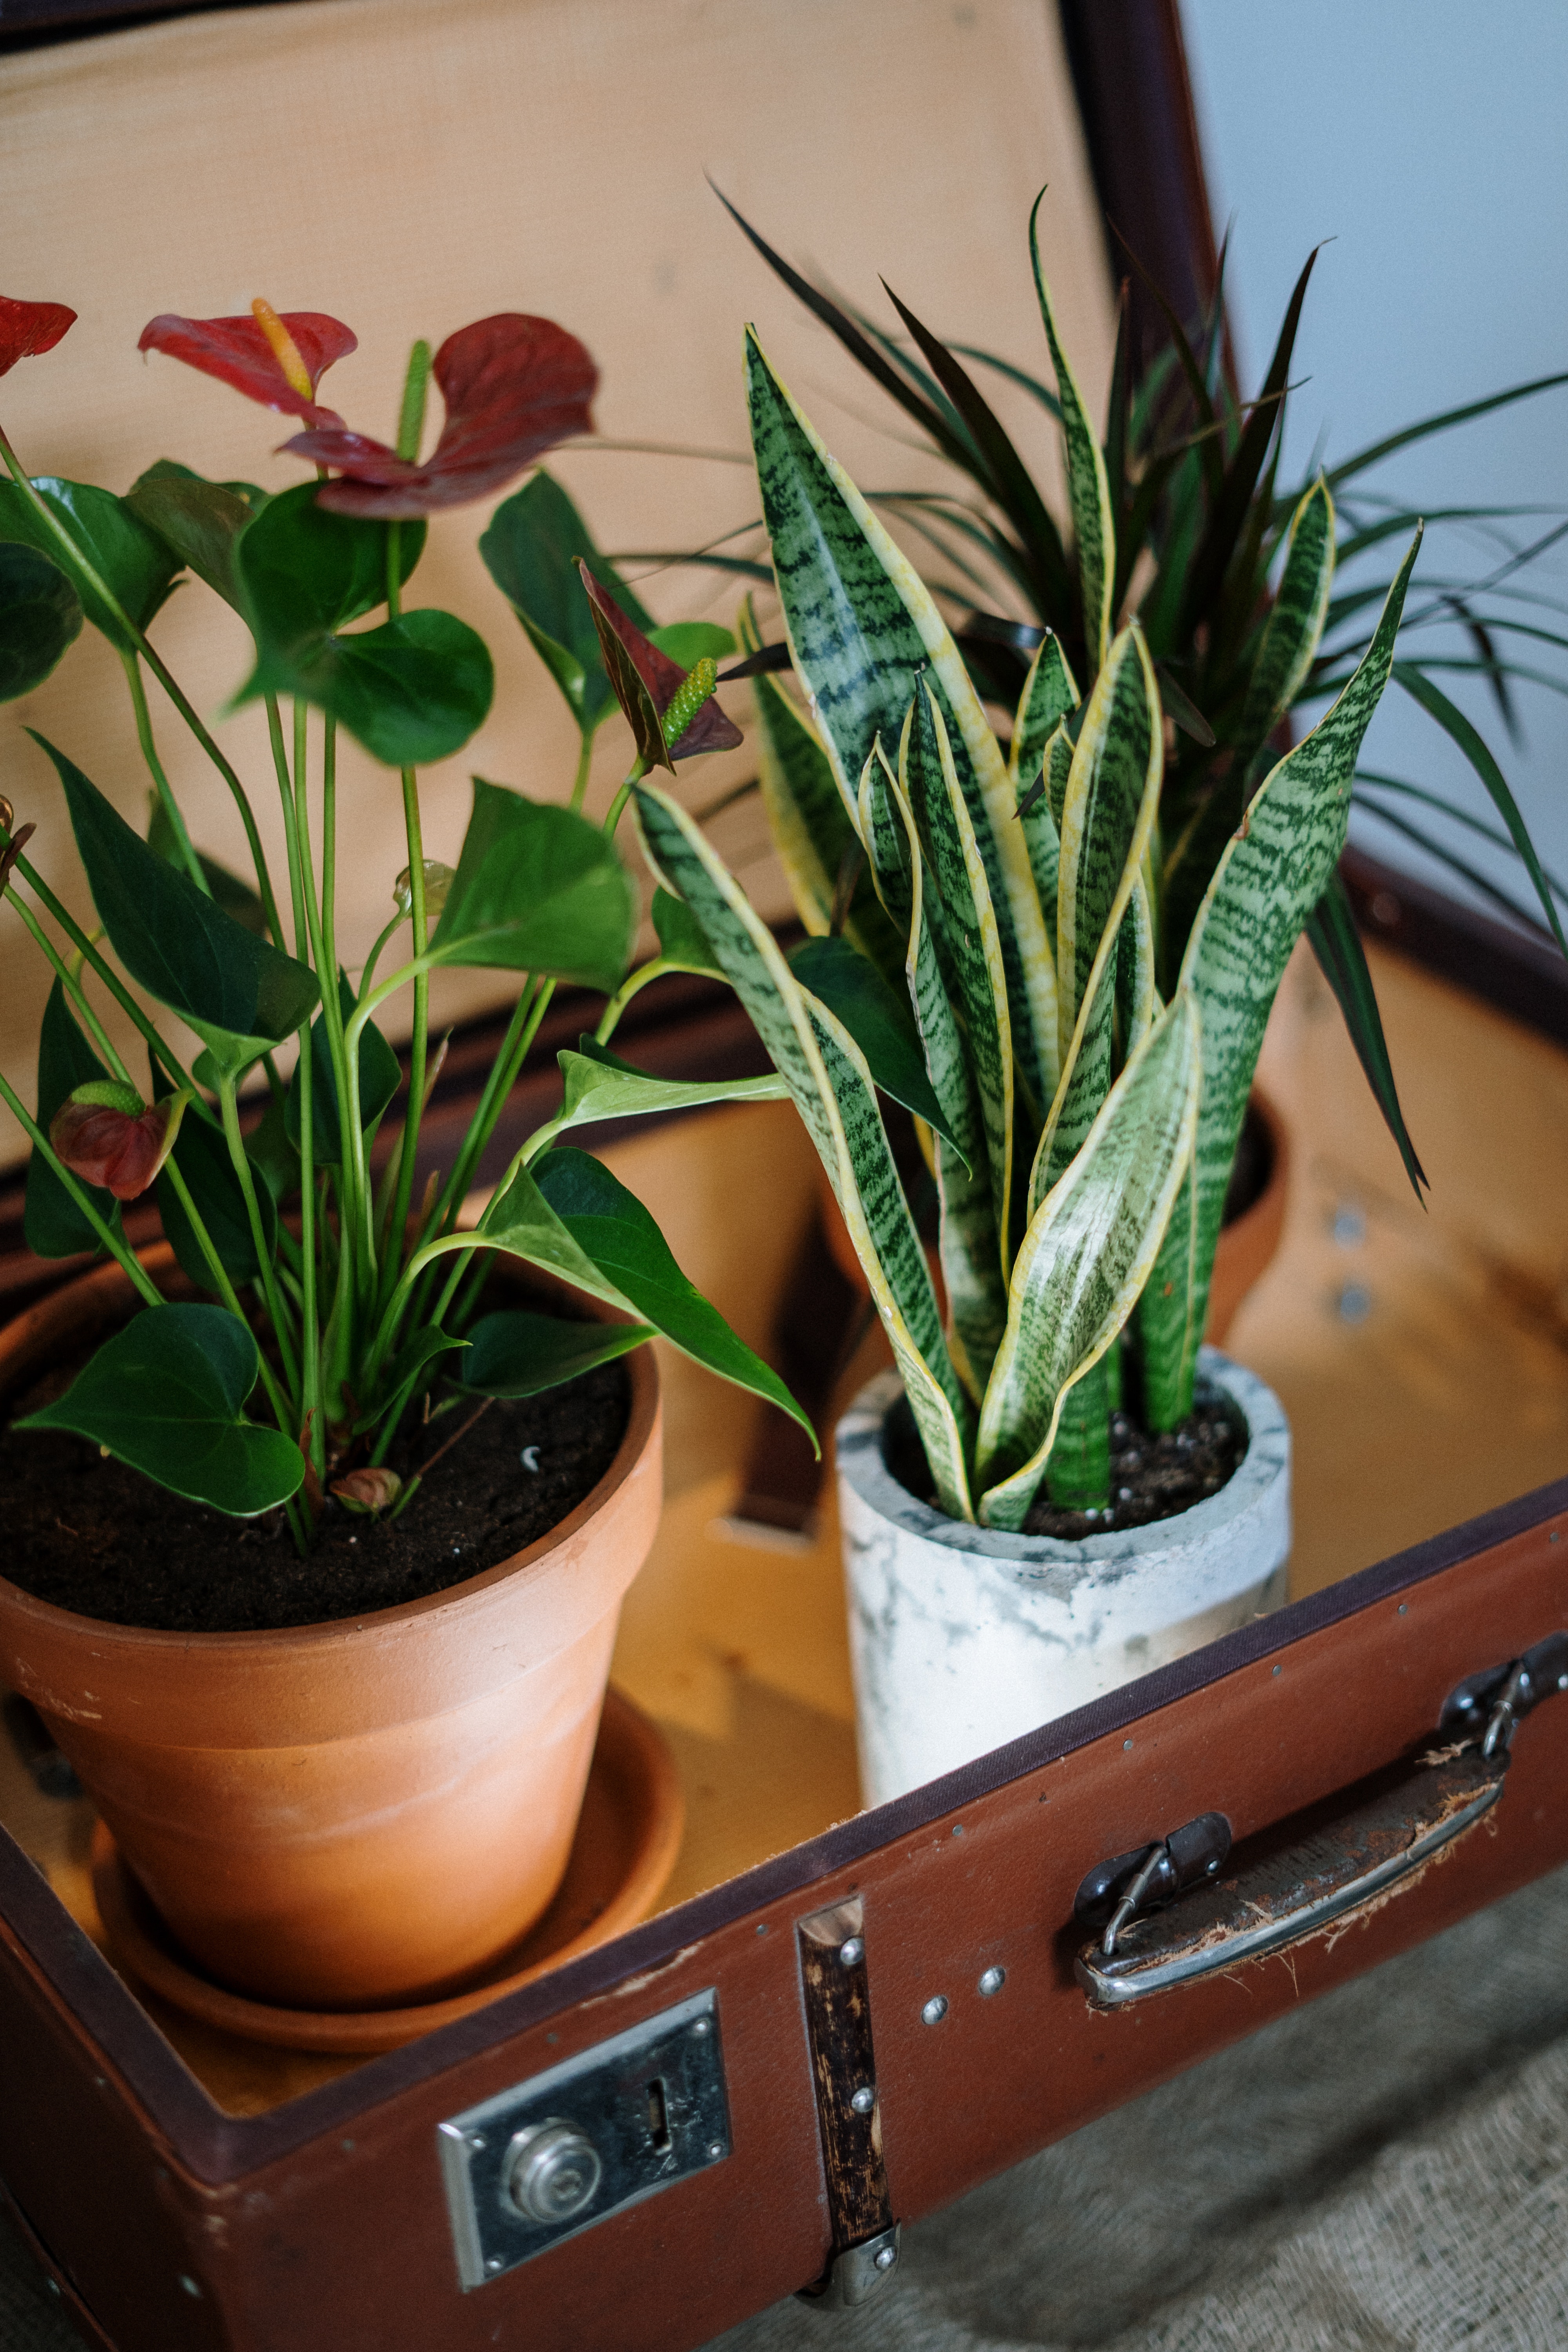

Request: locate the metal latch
(794, 1897), (901, 2310)
(1074, 1812), (1232, 1955)
(436, 1989), (730, 2290)
(1441, 1631), (1568, 1756)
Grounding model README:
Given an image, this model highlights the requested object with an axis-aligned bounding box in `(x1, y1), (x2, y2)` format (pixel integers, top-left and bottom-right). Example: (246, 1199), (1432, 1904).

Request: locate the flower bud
(49, 1083), (189, 1200)
(393, 860), (454, 918)
(661, 656), (717, 749)
(330, 1467), (403, 1514)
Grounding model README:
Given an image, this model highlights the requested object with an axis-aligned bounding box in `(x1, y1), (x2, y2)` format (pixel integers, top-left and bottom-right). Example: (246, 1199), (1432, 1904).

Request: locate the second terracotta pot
(0, 1252), (662, 2011)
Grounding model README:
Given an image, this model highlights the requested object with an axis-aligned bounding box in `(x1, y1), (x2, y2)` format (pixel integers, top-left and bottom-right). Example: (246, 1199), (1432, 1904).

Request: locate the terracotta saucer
(91, 1687), (683, 2055)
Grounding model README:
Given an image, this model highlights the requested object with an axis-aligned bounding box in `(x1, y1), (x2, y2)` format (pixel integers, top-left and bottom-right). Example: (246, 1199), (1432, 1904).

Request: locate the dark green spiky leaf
(0, 542), (82, 700)
(1234, 475), (1335, 773)
(15, 1304), (302, 1516)
(34, 734), (318, 1065)
(1305, 871), (1426, 1198)
(430, 778), (637, 988)
(789, 933), (959, 1149)
(285, 974), (400, 1159)
(156, 1103), (276, 1289)
(479, 472), (652, 738)
(1029, 193), (1115, 664)
(0, 477), (181, 650)
(460, 1308), (655, 1399)
(23, 980), (120, 1258)
(145, 796), (267, 935)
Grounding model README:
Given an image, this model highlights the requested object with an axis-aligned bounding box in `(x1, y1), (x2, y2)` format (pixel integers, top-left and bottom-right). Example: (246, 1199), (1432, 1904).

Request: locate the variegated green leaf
(1140, 526), (1424, 1429)
(1047, 716), (1074, 832)
(1030, 191), (1116, 669)
(745, 328), (1055, 1116)
(935, 1130), (1005, 1403)
(1043, 1361), (1111, 1512)
(632, 777), (976, 1516)
(1009, 631), (1079, 798)
(902, 684), (1015, 1264)
(975, 990), (1202, 1530)
(1235, 475), (1335, 775)
(1116, 871), (1158, 1058)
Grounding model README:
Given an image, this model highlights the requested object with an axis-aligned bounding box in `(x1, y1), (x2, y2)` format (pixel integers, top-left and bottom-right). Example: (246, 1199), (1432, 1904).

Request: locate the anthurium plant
(0, 292), (807, 1549)
(618, 328), (1422, 1530)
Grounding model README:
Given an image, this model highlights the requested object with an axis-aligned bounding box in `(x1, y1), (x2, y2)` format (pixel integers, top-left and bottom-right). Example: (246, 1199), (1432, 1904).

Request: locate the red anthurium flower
(50, 1082), (189, 1201)
(330, 1468), (403, 1514)
(577, 562), (744, 768)
(138, 299), (357, 425)
(285, 314), (597, 517)
(0, 296), (76, 379)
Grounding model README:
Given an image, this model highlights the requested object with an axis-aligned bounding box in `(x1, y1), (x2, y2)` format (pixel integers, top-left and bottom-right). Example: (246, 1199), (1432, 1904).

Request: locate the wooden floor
(4, 937), (1566, 2114)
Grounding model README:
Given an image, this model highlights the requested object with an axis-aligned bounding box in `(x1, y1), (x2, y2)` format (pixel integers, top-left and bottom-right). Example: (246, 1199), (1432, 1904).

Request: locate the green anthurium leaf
(652, 885), (723, 976)
(23, 979), (121, 1258)
(552, 1040), (788, 1138)
(459, 1308), (654, 1399)
(0, 541), (82, 701)
(125, 465), (256, 612)
(33, 733), (318, 1055)
(145, 795), (268, 935)
(430, 779), (637, 989)
(15, 1303), (302, 1516)
(155, 1101), (275, 1289)
(285, 973), (400, 1160)
(789, 933), (959, 1151)
(366, 1324), (467, 1419)
(244, 1091), (299, 1206)
(241, 607), (493, 769)
(0, 477), (182, 650)
(479, 472), (653, 739)
(648, 620), (735, 667)
(534, 1148), (816, 1445)
(234, 481), (424, 646)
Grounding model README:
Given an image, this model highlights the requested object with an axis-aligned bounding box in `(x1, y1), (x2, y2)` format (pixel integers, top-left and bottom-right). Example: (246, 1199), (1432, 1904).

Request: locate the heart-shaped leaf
(479, 471), (653, 739)
(0, 477), (181, 649)
(430, 779), (636, 988)
(648, 620), (736, 668)
(15, 1303), (303, 1516)
(35, 734), (318, 1060)
(234, 480), (425, 645)
(460, 1308), (655, 1399)
(23, 980), (121, 1258)
(126, 465), (257, 612)
(155, 1102), (276, 1288)
(242, 608), (492, 767)
(0, 542), (82, 700)
(285, 973), (401, 1158)
(145, 795), (268, 935)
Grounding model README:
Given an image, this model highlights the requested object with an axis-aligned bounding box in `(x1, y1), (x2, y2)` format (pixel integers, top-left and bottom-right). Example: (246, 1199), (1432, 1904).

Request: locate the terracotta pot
(817, 1085), (1290, 1347)
(0, 1248), (662, 2011)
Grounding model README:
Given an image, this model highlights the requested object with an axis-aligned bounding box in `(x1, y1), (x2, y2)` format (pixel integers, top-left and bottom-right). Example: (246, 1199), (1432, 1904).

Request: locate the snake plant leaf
(459, 1308), (655, 1399)
(145, 797), (267, 935)
(1016, 722), (1071, 986)
(1140, 527), (1425, 1430)
(430, 779), (637, 989)
(534, 1147), (815, 1442)
(155, 1101), (276, 1289)
(789, 934), (958, 1148)
(0, 477), (181, 650)
(23, 980), (120, 1258)
(552, 1039), (788, 1135)
(285, 975), (400, 1160)
(125, 466), (255, 612)
(652, 886), (724, 976)
(902, 685), (1015, 1250)
(633, 776), (975, 1515)
(15, 1304), (303, 1517)
(1009, 632), (1079, 801)
(935, 1129), (1005, 1404)
(1305, 869), (1427, 1198)
(479, 471), (653, 739)
(0, 543), (82, 700)
(975, 990), (1201, 1530)
(744, 328), (1055, 1116)
(1235, 475), (1336, 775)
(33, 734), (319, 1064)
(1029, 192), (1115, 668)
(1116, 871), (1158, 1060)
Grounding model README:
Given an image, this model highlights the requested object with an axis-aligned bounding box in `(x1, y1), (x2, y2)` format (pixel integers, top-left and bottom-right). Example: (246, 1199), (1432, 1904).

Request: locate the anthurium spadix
(632, 331), (1423, 1525)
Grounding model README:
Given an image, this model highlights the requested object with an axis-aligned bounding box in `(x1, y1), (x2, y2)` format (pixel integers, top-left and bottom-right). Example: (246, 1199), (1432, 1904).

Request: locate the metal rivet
(1207, 1858), (1220, 1872)
(1398, 1603), (1408, 1614)
(486, 2257), (505, 2274)
(691, 2017), (711, 2037)
(707, 2141), (725, 2161)
(468, 2132), (486, 2150)
(1552, 1531), (1561, 1543)
(951, 1824), (965, 1837)
(341, 2138), (355, 2153)
(875, 2245), (898, 2272)
(1272, 1664), (1282, 1676)
(1338, 1281), (1372, 1323)
(922, 1994), (948, 2025)
(46, 2279), (60, 2296)
(178, 2276), (202, 2299)
(757, 1922), (768, 1936)
(1123, 1738), (1133, 1750)
(850, 2086), (876, 2114)
(838, 1936), (865, 1967)
(1559, 1674), (1568, 1691)
(977, 1965), (1006, 1997)
(1332, 1203), (1366, 1247)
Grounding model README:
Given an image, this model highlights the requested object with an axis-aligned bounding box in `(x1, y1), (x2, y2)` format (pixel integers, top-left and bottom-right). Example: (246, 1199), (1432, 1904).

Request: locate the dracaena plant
(695, 194), (1568, 1198)
(0, 293), (808, 1547)
(612, 334), (1419, 1529)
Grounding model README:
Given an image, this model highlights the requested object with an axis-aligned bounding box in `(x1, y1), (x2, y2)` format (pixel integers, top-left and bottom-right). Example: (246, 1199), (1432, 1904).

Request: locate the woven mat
(5, 1866), (1568, 2350)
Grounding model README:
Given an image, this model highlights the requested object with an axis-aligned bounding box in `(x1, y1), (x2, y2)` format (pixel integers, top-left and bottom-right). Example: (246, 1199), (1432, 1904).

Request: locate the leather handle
(1075, 1746), (1507, 2009)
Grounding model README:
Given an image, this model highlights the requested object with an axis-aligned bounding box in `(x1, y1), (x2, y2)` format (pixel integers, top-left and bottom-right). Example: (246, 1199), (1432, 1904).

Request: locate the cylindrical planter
(0, 1252), (662, 2010)
(836, 1349), (1290, 1809)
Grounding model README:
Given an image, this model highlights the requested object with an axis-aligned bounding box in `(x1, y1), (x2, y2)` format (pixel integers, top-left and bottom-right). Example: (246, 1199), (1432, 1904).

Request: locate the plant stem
(603, 756), (648, 838)
(265, 695), (309, 956)
(11, 854), (196, 1093)
(0, 1067), (163, 1305)
(595, 958), (671, 1045)
(120, 652), (207, 895)
(570, 732), (593, 812)
(3, 886), (132, 1080)
(215, 1074), (300, 1394)
(290, 704), (322, 1476)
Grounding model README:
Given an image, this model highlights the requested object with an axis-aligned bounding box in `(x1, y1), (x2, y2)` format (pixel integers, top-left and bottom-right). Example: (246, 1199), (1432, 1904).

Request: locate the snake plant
(626, 332), (1419, 1530)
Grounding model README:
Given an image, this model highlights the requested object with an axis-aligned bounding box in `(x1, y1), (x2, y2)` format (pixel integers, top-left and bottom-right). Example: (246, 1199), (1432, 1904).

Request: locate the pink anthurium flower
(577, 562), (743, 767)
(138, 299), (357, 425)
(286, 314), (597, 517)
(49, 1081), (189, 1201)
(0, 296), (76, 378)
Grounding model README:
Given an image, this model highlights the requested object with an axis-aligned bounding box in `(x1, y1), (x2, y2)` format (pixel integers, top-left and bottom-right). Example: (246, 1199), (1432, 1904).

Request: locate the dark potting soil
(882, 1386), (1246, 1539)
(1, 1343), (630, 1635)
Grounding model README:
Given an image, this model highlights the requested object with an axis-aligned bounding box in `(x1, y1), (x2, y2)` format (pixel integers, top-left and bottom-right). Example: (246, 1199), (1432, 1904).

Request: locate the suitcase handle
(1075, 1629), (1568, 2010)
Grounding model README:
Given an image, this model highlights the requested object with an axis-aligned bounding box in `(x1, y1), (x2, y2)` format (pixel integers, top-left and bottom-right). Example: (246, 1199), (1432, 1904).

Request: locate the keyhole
(646, 2078), (671, 2154)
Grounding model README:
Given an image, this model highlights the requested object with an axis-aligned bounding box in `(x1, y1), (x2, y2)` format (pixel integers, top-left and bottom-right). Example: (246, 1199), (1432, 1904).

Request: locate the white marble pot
(836, 1350), (1291, 1808)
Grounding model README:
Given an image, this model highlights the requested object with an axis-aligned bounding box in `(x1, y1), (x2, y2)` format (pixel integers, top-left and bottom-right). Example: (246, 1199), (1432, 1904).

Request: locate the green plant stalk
(11, 852), (196, 1095)
(289, 702), (323, 1477)
(3, 883), (131, 1081)
(340, 944), (443, 1274)
(595, 958), (674, 1045)
(0, 427), (283, 942)
(214, 1072), (300, 1396)
(570, 732), (593, 812)
(0, 1065), (163, 1307)
(120, 652), (207, 895)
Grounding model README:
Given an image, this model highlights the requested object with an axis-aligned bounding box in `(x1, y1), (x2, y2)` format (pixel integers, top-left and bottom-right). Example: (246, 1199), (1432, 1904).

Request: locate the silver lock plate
(437, 1989), (730, 2289)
